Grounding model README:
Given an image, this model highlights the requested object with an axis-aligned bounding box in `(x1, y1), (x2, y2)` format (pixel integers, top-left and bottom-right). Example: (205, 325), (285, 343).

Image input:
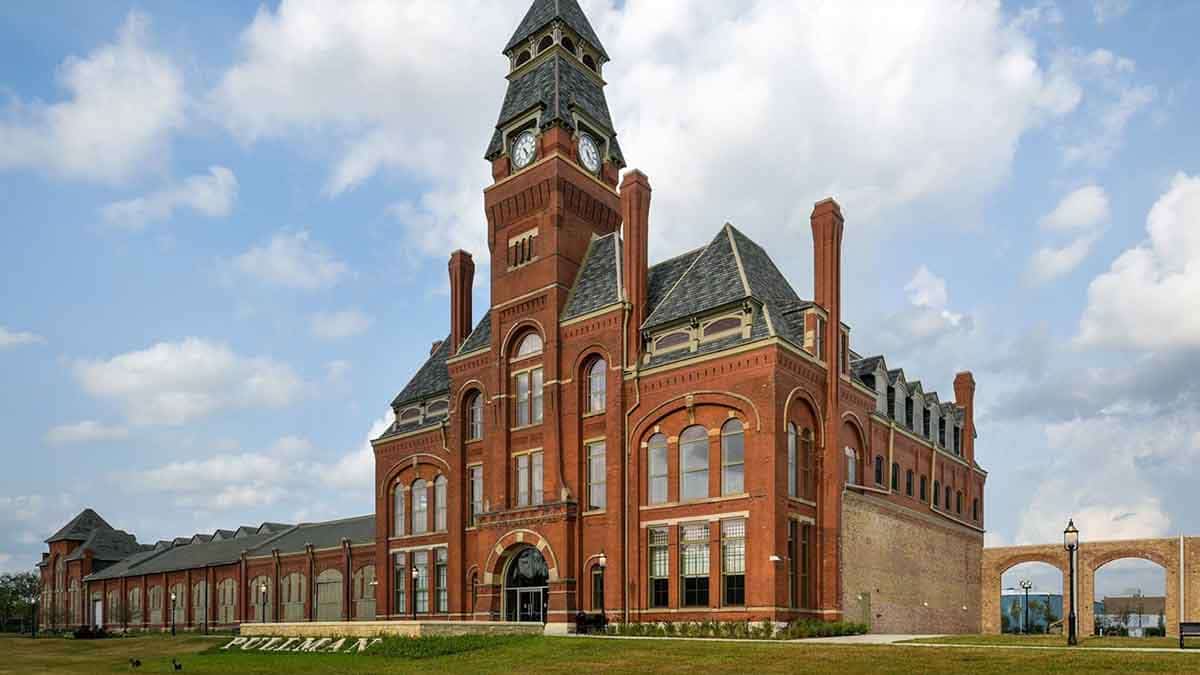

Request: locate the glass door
(517, 588), (545, 623)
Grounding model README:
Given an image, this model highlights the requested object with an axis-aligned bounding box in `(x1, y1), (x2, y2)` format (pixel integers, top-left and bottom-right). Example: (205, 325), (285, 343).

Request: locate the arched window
(800, 428), (814, 498)
(680, 425), (709, 501)
(128, 587), (141, 624)
(947, 486), (954, 512)
(537, 35), (553, 53)
(217, 579), (236, 624)
(786, 423), (797, 498)
(844, 447), (857, 485)
(434, 475), (448, 531)
(249, 576), (271, 623)
(353, 566), (375, 620)
(920, 475), (928, 500)
(515, 332), (542, 357)
(587, 358), (607, 413)
(704, 316), (741, 337)
(412, 479), (428, 535)
(933, 480), (941, 507)
(891, 462), (900, 490)
(874, 455), (884, 485)
(466, 391), (483, 441)
(906, 469), (914, 497)
(582, 54), (597, 71)
(721, 419), (745, 495)
(280, 573), (306, 622)
(393, 483), (406, 537)
(562, 36), (576, 54)
(956, 490), (963, 514)
(427, 400), (448, 417)
(654, 331), (689, 351)
(470, 571), (479, 615)
(647, 433), (668, 504)
(515, 50), (531, 67)
(316, 569), (344, 621)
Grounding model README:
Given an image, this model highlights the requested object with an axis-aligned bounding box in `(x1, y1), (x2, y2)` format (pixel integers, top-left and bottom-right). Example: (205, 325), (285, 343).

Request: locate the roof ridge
(723, 223), (754, 299)
(650, 246), (705, 270)
(641, 232), (716, 327)
(562, 233), (603, 312)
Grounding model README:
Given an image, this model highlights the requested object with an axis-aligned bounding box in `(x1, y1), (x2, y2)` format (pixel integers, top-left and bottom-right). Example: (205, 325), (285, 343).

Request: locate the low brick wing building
(37, 0), (986, 636)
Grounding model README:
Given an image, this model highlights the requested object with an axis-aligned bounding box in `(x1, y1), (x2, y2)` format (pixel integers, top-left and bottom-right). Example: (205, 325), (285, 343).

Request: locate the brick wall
(840, 490), (982, 634)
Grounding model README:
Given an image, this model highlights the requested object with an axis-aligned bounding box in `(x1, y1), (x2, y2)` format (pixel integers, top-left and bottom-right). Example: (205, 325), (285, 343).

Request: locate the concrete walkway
(798, 634), (942, 645)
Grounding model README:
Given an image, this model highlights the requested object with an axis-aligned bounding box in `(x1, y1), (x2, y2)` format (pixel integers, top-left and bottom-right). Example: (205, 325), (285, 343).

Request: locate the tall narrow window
(435, 548), (448, 613)
(515, 451), (543, 507)
(588, 359), (606, 413)
(956, 490), (963, 514)
(516, 371), (530, 426)
(516, 454), (530, 507)
(801, 428), (814, 499)
(845, 447), (857, 485)
(938, 417), (946, 447)
(799, 523), (811, 608)
(954, 426), (962, 455)
(648, 527), (669, 607)
(393, 484), (405, 537)
(469, 466), (483, 526)
(434, 475), (447, 531)
(922, 408), (931, 438)
(933, 480), (941, 507)
(906, 469), (914, 496)
(787, 521), (797, 608)
(532, 368), (544, 423)
(787, 423), (797, 498)
(680, 523), (710, 607)
(815, 316), (826, 359)
(647, 434), (668, 504)
(721, 519), (746, 606)
(412, 479), (428, 534)
(393, 553), (407, 615)
(531, 451), (543, 505)
(874, 455), (884, 485)
(904, 397), (913, 429)
(680, 426), (709, 501)
(467, 392), (483, 441)
(920, 475), (928, 500)
(721, 419), (744, 495)
(587, 441), (606, 509)
(591, 566), (604, 611)
(946, 485), (953, 511)
(891, 462), (899, 490)
(887, 386), (896, 418)
(973, 498), (979, 521)
(413, 551), (429, 614)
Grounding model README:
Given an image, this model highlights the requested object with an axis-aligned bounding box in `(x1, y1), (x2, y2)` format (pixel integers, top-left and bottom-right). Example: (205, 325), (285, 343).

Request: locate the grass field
(905, 634), (1183, 649)
(2, 632), (1197, 674)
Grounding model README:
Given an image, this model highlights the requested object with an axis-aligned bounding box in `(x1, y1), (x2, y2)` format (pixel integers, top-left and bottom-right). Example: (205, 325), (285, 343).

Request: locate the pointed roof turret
(504, 0), (608, 60)
(45, 508), (113, 543)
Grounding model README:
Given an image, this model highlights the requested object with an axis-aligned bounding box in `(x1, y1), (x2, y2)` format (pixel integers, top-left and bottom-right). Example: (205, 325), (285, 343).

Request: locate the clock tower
(482, 0), (626, 310)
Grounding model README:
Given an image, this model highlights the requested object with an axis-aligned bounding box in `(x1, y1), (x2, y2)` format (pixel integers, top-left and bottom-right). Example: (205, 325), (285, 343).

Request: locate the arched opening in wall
(561, 36), (576, 54)
(999, 562), (1063, 634)
(515, 50), (531, 67)
(537, 35), (553, 53)
(1093, 558), (1166, 638)
(502, 546), (549, 623)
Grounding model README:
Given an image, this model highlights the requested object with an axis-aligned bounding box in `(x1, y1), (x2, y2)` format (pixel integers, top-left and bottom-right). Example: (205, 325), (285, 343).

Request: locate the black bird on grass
(171, 657), (182, 671)
(127, 657), (141, 668)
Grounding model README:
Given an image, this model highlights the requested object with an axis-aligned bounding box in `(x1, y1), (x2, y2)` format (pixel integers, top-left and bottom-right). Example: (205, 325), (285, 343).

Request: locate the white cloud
(100, 166), (238, 230)
(1040, 185), (1110, 232)
(1062, 84), (1154, 167)
(0, 325), (43, 348)
(1093, 0), (1132, 24)
(45, 420), (130, 444)
(208, 1), (1082, 265)
(232, 231), (348, 290)
(310, 309), (373, 340)
(325, 359), (351, 382)
(73, 337), (304, 425)
(318, 408), (394, 491)
(1078, 173), (1200, 348)
(1025, 233), (1099, 285)
(0, 12), (184, 183)
(901, 266), (966, 339)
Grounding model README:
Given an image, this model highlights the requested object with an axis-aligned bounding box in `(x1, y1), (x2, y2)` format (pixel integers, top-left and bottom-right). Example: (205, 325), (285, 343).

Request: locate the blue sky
(2, 1), (1198, 599)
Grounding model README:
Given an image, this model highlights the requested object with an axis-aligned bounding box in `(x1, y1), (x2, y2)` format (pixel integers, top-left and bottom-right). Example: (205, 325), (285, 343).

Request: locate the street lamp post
(411, 566), (419, 617)
(1064, 519), (1080, 646)
(169, 592), (176, 637)
(260, 583), (268, 623)
(1022, 576), (1032, 634)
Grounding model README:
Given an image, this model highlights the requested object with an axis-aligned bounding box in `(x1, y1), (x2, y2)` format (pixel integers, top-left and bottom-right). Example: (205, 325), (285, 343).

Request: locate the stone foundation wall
(239, 620), (545, 638)
(840, 491), (982, 634)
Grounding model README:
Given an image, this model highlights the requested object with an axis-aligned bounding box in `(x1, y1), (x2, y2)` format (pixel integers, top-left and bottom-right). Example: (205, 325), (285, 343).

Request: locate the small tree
(1008, 600), (1023, 633)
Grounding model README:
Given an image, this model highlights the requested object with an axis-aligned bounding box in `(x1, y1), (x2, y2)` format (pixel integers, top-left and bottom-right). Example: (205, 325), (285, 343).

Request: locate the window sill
(640, 493), (749, 510)
(786, 496), (816, 507)
(581, 411), (606, 419)
(583, 509), (606, 516)
(509, 422), (543, 433)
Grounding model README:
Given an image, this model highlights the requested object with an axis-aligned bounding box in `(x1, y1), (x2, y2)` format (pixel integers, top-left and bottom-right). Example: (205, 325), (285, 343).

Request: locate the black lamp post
(1018, 579), (1033, 634)
(260, 583), (268, 623)
(1064, 519), (1079, 646)
(169, 591), (177, 636)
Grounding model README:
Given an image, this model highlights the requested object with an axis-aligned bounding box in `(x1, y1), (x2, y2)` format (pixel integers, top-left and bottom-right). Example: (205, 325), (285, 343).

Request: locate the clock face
(511, 130), (537, 169)
(578, 133), (601, 173)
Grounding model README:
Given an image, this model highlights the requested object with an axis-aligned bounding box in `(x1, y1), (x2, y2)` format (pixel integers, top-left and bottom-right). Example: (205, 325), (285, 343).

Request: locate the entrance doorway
(92, 599), (103, 628)
(503, 547), (548, 623)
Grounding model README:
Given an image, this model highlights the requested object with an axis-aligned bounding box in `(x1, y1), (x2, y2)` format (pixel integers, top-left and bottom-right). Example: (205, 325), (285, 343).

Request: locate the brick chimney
(448, 250), (475, 353)
(954, 371), (976, 464)
(621, 170), (652, 363)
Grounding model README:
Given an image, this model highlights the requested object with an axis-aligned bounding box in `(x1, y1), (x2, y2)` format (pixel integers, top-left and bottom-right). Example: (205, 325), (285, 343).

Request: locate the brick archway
(477, 529), (570, 627)
(984, 537), (1187, 637)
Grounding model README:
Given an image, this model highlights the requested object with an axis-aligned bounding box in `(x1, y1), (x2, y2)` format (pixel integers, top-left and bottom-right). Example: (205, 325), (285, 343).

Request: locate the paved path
(798, 634), (942, 645)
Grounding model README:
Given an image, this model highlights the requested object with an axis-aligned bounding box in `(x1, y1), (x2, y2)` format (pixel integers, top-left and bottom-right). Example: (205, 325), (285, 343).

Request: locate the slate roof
(485, 55), (624, 166)
(504, 0), (609, 60)
(457, 312), (492, 355)
(390, 335), (452, 409)
(86, 529), (288, 581)
(64, 528), (143, 562)
(562, 233), (621, 321)
(647, 248), (703, 312)
(252, 515), (375, 554)
(46, 508), (112, 543)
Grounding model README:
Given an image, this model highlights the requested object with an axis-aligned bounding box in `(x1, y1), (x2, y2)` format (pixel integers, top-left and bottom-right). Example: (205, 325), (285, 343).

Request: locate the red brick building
(37, 0), (986, 635)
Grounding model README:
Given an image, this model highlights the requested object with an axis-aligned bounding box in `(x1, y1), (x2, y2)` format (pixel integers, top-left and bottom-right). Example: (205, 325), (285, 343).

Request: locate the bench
(1181, 622), (1200, 649)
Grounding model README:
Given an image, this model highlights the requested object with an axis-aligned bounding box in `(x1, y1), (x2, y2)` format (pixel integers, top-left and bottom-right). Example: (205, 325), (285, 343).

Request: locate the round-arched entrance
(503, 547), (549, 623)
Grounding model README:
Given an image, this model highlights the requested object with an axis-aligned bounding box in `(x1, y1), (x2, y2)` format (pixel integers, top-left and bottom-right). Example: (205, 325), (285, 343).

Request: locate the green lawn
(2, 632), (1197, 674)
(906, 634), (1182, 650)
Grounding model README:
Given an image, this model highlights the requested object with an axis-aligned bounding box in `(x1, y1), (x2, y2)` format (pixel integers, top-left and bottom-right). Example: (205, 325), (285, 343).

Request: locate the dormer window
(538, 35), (553, 53)
(654, 331), (689, 352)
(953, 425), (962, 456)
(938, 417), (946, 447)
(702, 316), (741, 339)
(427, 400), (448, 417)
(922, 408), (931, 438)
(400, 407), (421, 424)
(515, 50), (532, 67)
(582, 54), (597, 72)
(562, 36), (576, 54)
(886, 387), (895, 419)
(904, 397), (913, 429)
